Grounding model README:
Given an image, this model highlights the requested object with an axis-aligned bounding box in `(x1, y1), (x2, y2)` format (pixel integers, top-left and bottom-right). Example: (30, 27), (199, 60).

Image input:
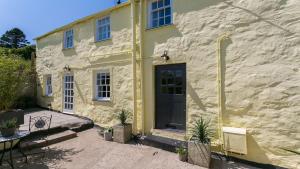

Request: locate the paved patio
(19, 108), (92, 132)
(1, 128), (205, 169)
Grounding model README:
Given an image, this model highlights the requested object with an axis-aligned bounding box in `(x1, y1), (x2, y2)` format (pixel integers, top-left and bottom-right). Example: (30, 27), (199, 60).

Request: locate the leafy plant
(0, 56), (33, 111)
(190, 117), (211, 144)
(0, 118), (18, 129)
(117, 109), (130, 126)
(176, 144), (187, 155)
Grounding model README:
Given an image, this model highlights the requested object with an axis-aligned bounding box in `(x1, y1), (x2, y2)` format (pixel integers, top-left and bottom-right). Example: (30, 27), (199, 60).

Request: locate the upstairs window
(64, 29), (74, 49)
(95, 71), (111, 101)
(148, 0), (172, 28)
(45, 75), (52, 96)
(96, 16), (111, 41)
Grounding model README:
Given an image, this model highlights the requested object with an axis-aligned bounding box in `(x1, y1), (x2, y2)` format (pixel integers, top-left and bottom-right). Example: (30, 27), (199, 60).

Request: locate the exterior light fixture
(63, 65), (71, 72)
(161, 50), (170, 61)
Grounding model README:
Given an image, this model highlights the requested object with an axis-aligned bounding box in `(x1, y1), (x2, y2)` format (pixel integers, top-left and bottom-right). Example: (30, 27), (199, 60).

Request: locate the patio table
(0, 130), (29, 169)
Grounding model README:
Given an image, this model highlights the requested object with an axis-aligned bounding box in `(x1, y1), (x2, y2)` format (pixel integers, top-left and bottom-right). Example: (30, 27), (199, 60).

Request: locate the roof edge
(34, 2), (130, 41)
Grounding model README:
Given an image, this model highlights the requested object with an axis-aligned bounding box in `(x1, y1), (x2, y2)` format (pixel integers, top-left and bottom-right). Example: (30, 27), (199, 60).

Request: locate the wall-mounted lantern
(63, 65), (71, 72)
(161, 50), (170, 61)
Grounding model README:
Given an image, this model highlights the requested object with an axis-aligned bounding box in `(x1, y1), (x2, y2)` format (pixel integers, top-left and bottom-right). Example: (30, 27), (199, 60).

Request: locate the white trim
(64, 29), (74, 49)
(95, 16), (111, 42)
(94, 70), (111, 101)
(63, 73), (74, 113)
(147, 0), (173, 29)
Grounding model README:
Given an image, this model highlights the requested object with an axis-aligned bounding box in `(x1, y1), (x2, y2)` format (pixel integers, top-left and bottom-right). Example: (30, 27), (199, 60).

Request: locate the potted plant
(113, 109), (132, 143)
(188, 117), (212, 168)
(0, 118), (18, 137)
(104, 127), (113, 141)
(176, 144), (188, 162)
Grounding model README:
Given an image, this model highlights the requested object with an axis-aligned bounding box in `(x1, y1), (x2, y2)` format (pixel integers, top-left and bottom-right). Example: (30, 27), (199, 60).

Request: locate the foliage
(190, 117), (211, 144)
(0, 28), (30, 48)
(0, 56), (33, 111)
(105, 127), (113, 133)
(13, 95), (36, 109)
(0, 45), (35, 60)
(0, 118), (18, 129)
(117, 109), (130, 126)
(176, 144), (187, 155)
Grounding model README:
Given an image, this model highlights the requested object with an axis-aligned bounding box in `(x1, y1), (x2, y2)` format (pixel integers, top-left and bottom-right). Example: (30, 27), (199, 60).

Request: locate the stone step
(21, 130), (77, 150)
(140, 135), (186, 152)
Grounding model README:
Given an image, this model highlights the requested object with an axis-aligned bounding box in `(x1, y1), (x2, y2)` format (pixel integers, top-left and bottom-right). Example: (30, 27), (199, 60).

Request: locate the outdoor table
(0, 130), (29, 169)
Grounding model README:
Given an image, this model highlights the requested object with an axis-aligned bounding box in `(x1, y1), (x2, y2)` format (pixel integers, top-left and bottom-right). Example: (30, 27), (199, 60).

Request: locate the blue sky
(0, 0), (125, 44)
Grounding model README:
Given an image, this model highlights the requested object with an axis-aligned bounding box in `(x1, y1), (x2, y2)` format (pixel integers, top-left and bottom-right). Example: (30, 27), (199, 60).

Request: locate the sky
(0, 0), (125, 44)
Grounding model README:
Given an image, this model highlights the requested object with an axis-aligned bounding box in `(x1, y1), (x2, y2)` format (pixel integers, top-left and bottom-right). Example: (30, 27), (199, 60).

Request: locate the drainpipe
(217, 33), (230, 150)
(139, 0), (145, 135)
(130, 0), (138, 134)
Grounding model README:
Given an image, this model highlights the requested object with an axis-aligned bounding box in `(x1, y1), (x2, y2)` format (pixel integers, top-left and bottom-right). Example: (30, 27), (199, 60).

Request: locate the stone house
(35, 0), (300, 168)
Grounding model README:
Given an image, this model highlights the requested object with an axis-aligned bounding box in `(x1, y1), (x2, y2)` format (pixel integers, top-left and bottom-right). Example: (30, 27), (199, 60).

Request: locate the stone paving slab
(19, 108), (92, 132)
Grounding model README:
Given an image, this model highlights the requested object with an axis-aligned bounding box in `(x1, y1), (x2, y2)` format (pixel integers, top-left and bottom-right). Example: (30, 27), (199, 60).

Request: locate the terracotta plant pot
(188, 141), (211, 168)
(104, 131), (113, 141)
(179, 153), (188, 162)
(0, 128), (16, 137)
(113, 123), (132, 143)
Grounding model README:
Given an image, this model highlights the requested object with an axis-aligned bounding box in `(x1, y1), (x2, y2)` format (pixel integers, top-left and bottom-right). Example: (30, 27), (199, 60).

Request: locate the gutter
(130, 0), (138, 134)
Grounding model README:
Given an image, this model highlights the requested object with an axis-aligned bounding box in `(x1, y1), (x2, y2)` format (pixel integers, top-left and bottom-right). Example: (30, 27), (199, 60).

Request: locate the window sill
(92, 98), (111, 102)
(62, 47), (74, 51)
(146, 24), (174, 31)
(94, 38), (111, 44)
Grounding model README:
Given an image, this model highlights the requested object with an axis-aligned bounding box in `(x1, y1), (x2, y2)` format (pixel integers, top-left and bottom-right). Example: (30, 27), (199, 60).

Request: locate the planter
(188, 141), (211, 168)
(104, 131), (113, 141)
(113, 123), (132, 143)
(0, 128), (17, 137)
(179, 153), (188, 162)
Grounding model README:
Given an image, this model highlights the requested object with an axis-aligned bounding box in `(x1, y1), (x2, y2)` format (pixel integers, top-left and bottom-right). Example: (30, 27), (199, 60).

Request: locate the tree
(0, 28), (30, 48)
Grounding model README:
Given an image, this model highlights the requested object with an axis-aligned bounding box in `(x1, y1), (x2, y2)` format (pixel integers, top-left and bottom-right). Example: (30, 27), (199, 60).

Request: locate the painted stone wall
(36, 5), (134, 127)
(142, 0), (299, 168)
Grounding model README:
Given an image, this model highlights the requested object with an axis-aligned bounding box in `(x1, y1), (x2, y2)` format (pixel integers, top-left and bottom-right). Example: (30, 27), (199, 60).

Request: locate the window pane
(153, 11), (158, 19)
(106, 78), (110, 85)
(165, 7), (171, 16)
(107, 92), (110, 97)
(107, 86), (110, 92)
(161, 86), (168, 94)
(168, 87), (174, 94)
(159, 18), (164, 26)
(158, 0), (163, 8)
(176, 87), (182, 94)
(159, 9), (164, 17)
(165, 0), (170, 6)
(165, 16), (171, 25)
(152, 19), (158, 27)
(152, 1), (157, 10)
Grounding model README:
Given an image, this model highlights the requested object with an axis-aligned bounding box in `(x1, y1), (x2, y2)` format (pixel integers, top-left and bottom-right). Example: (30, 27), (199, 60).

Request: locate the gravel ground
(1, 128), (204, 169)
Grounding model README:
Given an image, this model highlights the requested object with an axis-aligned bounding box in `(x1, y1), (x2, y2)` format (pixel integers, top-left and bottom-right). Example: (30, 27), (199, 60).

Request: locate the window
(64, 29), (74, 49)
(96, 16), (111, 41)
(45, 75), (52, 96)
(149, 0), (172, 28)
(95, 71), (110, 101)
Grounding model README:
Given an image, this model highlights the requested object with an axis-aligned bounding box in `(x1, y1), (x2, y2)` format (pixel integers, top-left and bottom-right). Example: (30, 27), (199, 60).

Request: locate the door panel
(155, 64), (186, 130)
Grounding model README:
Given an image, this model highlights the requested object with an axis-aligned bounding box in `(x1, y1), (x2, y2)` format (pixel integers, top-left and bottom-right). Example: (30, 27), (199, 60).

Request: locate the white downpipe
(130, 0), (138, 133)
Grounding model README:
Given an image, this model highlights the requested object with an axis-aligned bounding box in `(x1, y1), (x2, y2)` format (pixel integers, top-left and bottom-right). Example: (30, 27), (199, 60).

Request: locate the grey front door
(155, 63), (186, 130)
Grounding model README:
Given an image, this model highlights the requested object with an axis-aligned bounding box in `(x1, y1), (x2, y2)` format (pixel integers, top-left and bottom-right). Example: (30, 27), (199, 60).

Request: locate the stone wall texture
(36, 0), (299, 168)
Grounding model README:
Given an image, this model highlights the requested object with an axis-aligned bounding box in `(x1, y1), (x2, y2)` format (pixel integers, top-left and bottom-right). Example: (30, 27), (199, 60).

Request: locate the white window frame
(96, 16), (111, 42)
(45, 75), (52, 96)
(95, 70), (111, 101)
(64, 29), (74, 49)
(148, 0), (173, 28)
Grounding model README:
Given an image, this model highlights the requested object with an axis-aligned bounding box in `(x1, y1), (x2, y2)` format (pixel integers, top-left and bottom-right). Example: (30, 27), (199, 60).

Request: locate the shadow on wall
(187, 83), (207, 112)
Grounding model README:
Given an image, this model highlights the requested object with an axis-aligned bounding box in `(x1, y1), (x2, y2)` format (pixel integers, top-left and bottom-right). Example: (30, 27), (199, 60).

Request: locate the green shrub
(0, 56), (33, 111)
(176, 144), (187, 155)
(190, 117), (212, 144)
(117, 109), (130, 126)
(0, 118), (18, 129)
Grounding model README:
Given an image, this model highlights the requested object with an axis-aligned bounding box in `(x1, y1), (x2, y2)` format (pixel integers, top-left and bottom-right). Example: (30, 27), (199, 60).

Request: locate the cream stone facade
(35, 0), (300, 168)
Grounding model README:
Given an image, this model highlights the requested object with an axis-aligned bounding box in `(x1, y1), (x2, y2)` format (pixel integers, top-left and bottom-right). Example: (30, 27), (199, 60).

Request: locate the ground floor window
(95, 71), (110, 101)
(45, 75), (52, 96)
